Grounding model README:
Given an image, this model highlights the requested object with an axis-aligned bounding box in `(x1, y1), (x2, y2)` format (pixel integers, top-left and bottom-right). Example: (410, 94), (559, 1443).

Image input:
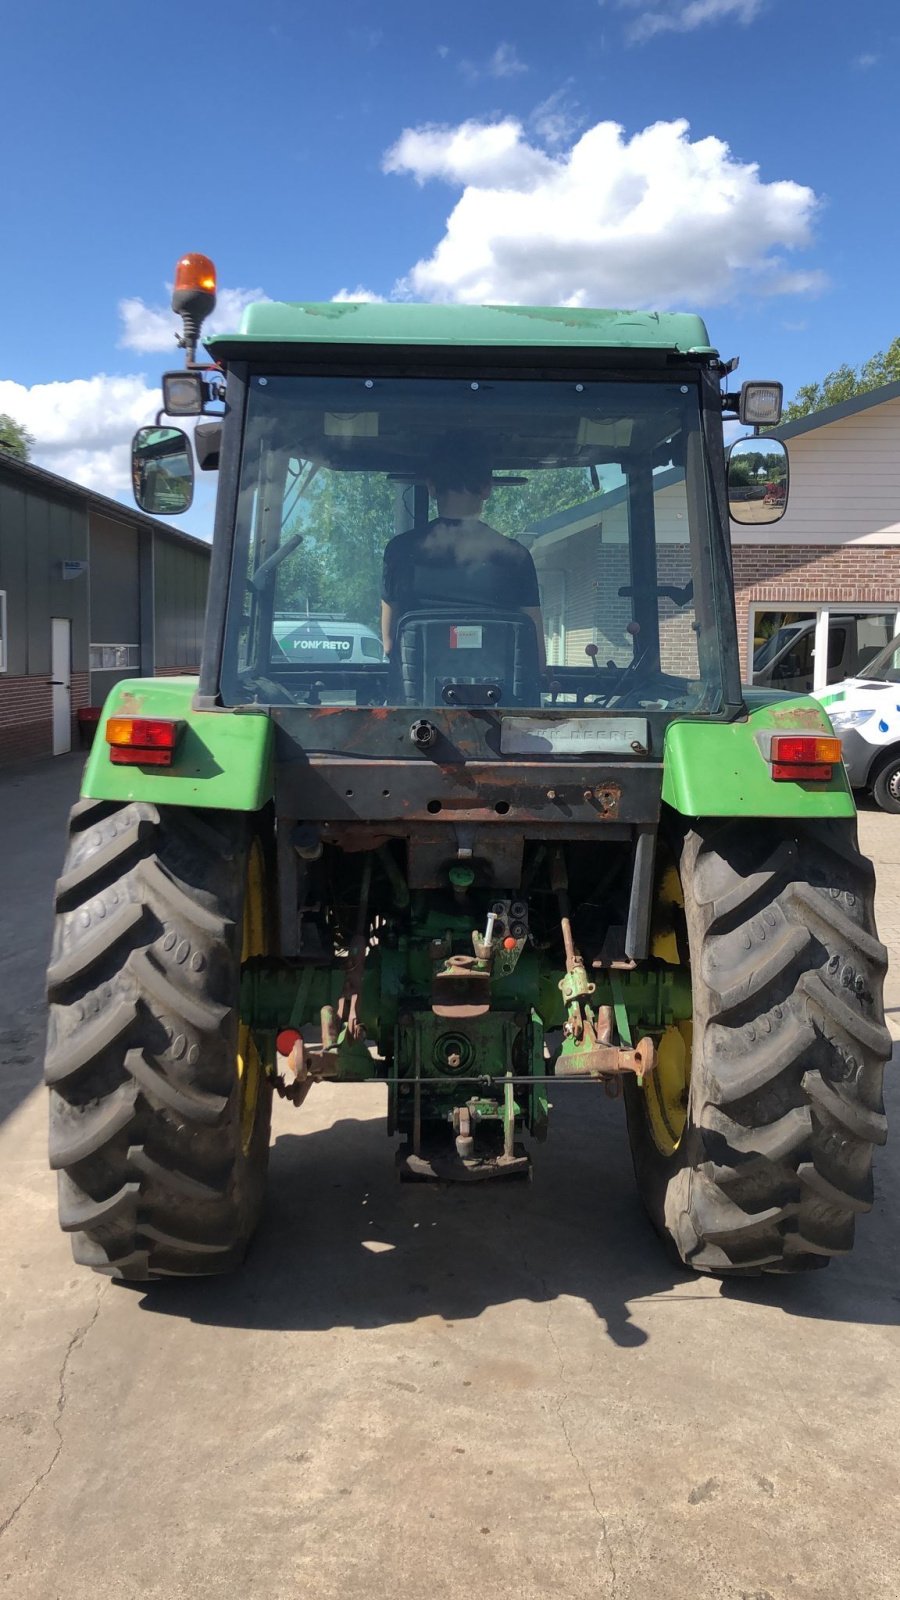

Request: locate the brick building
(735, 381), (900, 687)
(523, 383), (900, 689)
(524, 468), (702, 679)
(0, 455), (210, 765)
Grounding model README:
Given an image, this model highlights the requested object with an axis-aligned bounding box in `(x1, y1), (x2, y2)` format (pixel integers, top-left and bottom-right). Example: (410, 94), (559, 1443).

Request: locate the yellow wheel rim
(237, 840), (267, 1156)
(644, 1021), (692, 1157)
(650, 863), (684, 965)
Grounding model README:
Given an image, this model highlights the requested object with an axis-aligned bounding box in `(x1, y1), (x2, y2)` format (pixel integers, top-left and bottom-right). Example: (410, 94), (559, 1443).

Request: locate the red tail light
(770, 734), (841, 783)
(105, 717), (183, 766)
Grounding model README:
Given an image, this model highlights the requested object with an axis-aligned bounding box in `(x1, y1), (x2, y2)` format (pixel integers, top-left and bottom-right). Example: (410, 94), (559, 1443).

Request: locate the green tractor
(45, 253), (891, 1280)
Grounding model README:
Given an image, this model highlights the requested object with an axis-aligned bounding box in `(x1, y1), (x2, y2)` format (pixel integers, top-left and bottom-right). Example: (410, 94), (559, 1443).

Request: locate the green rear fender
(82, 683), (853, 821)
(662, 695), (855, 818)
(81, 678), (274, 812)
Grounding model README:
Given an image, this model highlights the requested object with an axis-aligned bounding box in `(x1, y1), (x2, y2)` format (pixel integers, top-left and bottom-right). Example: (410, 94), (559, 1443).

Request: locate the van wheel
(871, 753), (900, 814)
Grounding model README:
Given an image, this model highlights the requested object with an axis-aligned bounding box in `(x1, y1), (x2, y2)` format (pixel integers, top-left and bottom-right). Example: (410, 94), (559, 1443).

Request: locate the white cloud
(331, 286), (386, 303)
(487, 42), (528, 77)
(384, 116), (824, 309)
(854, 51), (878, 68)
(118, 286), (270, 353)
(530, 85), (582, 146)
(457, 41), (528, 82)
(623, 0), (764, 41)
(0, 374), (161, 500)
(385, 118), (554, 189)
(117, 300), (177, 354)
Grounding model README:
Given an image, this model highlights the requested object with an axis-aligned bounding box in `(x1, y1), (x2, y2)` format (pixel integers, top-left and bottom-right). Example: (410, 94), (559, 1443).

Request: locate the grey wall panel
(154, 536), (210, 668)
(90, 668), (133, 706)
(1, 481), (89, 676)
(25, 490), (89, 675)
(54, 502), (89, 672)
(138, 528), (155, 676)
(25, 493), (51, 673)
(0, 481), (30, 675)
(89, 514), (140, 645)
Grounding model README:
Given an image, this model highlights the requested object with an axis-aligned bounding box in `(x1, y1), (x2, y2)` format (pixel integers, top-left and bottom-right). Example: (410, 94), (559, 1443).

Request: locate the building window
(0, 591), (6, 672)
(750, 605), (900, 694)
(89, 643), (140, 671)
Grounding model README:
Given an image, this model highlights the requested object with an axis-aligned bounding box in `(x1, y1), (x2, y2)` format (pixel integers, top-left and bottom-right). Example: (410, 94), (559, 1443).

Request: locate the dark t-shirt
(381, 519), (540, 616)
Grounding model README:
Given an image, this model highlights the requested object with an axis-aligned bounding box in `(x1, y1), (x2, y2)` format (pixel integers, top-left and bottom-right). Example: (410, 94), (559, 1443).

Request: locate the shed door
(51, 618), (72, 755)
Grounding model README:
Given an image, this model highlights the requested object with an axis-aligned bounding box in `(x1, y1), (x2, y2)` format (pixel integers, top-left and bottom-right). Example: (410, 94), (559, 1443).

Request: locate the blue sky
(0, 0), (897, 532)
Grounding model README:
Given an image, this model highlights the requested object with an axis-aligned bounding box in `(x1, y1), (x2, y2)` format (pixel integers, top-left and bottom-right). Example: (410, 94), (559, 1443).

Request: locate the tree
(0, 414), (33, 462)
(488, 468), (595, 537)
(780, 335), (900, 424)
(276, 472), (396, 631)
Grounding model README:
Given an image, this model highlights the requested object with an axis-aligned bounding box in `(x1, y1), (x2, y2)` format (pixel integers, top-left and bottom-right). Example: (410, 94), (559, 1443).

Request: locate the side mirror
(727, 437), (788, 525)
(132, 426), (194, 515)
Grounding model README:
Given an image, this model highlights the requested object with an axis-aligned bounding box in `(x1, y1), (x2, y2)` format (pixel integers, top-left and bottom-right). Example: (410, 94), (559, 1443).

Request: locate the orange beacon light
(171, 252), (217, 366)
(173, 253), (217, 296)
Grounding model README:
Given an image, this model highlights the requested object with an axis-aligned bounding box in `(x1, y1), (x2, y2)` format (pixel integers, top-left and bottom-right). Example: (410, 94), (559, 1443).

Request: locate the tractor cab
(217, 363), (728, 724)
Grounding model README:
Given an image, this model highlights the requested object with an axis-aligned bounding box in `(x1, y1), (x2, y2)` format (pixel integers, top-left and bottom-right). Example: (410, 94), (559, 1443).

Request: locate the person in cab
(380, 436), (546, 670)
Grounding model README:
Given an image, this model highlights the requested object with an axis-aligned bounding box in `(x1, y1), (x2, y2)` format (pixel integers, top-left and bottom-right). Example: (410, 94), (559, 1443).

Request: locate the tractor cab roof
(204, 300), (716, 361)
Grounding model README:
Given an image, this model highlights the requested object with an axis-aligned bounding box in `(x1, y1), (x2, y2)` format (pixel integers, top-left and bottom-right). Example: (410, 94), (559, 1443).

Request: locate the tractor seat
(387, 609), (541, 708)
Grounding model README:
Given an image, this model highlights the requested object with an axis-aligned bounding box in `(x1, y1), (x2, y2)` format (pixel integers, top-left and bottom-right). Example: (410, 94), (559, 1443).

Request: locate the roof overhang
(205, 301), (716, 361)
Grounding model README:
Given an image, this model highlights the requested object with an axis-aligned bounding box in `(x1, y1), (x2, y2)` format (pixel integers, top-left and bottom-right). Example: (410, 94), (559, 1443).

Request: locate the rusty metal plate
(270, 705), (660, 763)
(275, 754), (661, 825)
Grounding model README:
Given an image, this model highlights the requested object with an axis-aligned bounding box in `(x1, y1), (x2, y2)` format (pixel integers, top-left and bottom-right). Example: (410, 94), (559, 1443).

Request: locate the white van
(816, 633), (900, 812)
(272, 616), (385, 665)
(753, 613), (887, 694)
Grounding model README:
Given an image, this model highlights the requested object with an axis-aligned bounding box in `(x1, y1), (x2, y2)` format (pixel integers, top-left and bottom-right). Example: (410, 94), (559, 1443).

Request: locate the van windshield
(221, 373), (732, 715)
(753, 624), (806, 672)
(859, 633), (900, 684)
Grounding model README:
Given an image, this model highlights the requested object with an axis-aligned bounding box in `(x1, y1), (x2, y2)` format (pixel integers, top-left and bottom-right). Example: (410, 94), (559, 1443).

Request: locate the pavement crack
(544, 1302), (604, 1512)
(0, 1281), (107, 1541)
(527, 1254), (617, 1588)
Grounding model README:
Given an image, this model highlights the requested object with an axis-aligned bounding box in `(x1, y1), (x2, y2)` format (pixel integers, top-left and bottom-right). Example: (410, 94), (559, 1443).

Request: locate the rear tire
(625, 818), (891, 1274)
(45, 799), (273, 1281)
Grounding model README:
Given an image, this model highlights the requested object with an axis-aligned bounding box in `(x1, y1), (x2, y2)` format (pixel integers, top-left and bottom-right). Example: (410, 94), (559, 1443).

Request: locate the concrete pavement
(0, 756), (897, 1600)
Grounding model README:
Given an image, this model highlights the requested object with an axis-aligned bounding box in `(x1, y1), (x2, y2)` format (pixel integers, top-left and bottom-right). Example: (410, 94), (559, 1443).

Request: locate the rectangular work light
(739, 382), (784, 427)
(162, 371), (206, 416)
(105, 717), (183, 766)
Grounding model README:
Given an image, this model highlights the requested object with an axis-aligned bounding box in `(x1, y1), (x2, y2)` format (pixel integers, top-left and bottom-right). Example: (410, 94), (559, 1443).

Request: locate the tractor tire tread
(628, 817), (890, 1275)
(44, 800), (271, 1282)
